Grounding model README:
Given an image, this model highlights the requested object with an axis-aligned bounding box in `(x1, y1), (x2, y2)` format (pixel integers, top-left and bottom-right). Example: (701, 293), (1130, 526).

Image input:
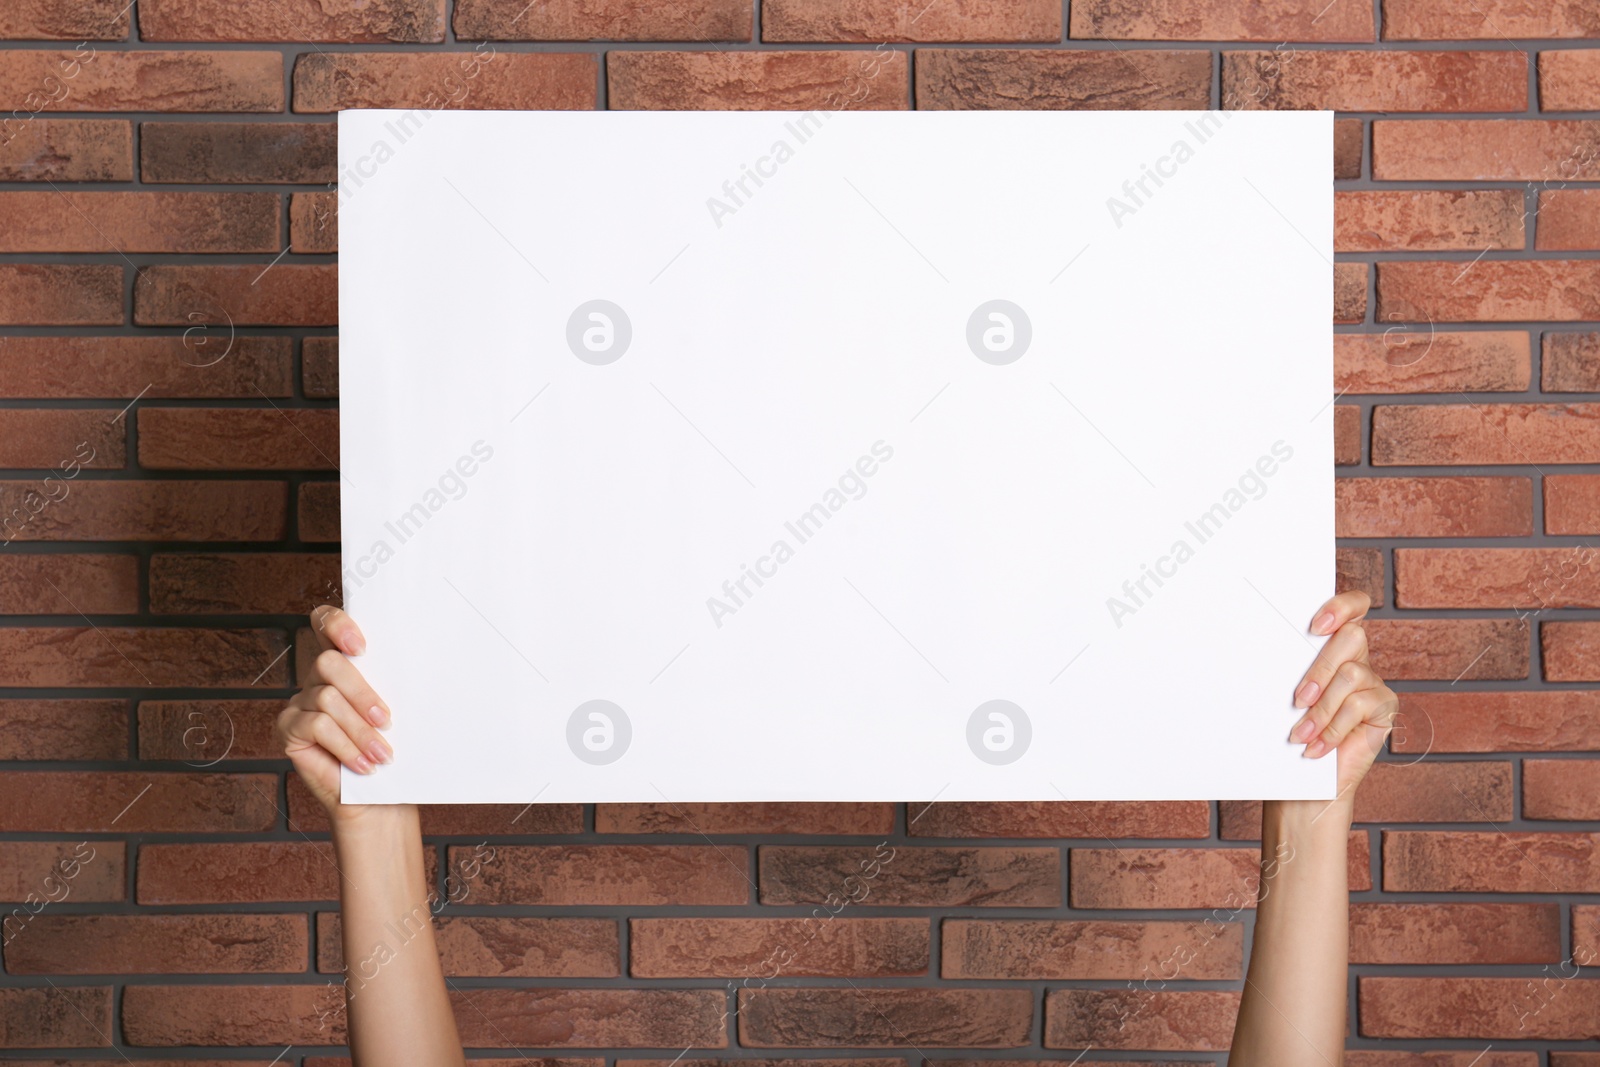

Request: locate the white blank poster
(338, 108), (1336, 805)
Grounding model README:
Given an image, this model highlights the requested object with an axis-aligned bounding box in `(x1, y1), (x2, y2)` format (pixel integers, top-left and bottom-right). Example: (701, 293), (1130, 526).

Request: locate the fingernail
(1290, 718), (1317, 743)
(1303, 738), (1328, 759)
(367, 704), (389, 728)
(345, 631), (366, 656)
(1295, 680), (1320, 708)
(367, 738), (393, 765)
(353, 754), (376, 774)
(1312, 612), (1336, 635)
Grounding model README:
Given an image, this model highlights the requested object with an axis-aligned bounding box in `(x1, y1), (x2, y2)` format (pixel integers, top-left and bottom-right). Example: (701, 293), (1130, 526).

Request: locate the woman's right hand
(276, 605), (395, 822)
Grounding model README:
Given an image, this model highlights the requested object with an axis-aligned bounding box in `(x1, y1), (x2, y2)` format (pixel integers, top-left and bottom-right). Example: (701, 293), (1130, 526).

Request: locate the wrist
(329, 802), (421, 843)
(1263, 797), (1353, 837)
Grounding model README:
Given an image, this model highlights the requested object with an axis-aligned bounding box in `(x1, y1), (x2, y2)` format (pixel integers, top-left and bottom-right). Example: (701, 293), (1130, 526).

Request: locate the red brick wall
(0, 0), (1596, 1060)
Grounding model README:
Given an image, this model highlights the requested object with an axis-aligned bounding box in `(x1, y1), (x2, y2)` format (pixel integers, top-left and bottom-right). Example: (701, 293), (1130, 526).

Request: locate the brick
(286, 772), (583, 835)
(0, 840), (122, 903)
(597, 802), (894, 835)
(1402, 640), (1530, 705)
(459, 845), (748, 905)
(0, 51), (282, 111)
(0, 0), (130, 38)
(0, 772), (275, 832)
(1336, 477), (1532, 538)
(1335, 404), (1362, 464)
(139, 0), (446, 42)
(1348, 1055), (1537, 1067)
(1557, 1057), (1600, 1067)
(628, 1061), (899, 1067)
(1543, 333), (1600, 392)
(0, 336), (293, 398)
(1542, 49), (1600, 111)
(457, 0), (749, 40)
(0, 986), (112, 1047)
(760, 846), (1058, 906)
(1335, 261), (1367, 323)
(1226, 50), (1525, 111)
(1374, 405), (1600, 466)
(150, 552), (339, 614)
(141, 121), (336, 183)
(941, 919), (1240, 980)
(1385, 831), (1600, 892)
(1539, 189), (1600, 250)
(1380, 261), (1600, 322)
(0, 411), (122, 470)
(1396, 547), (1600, 608)
(1044, 989), (1238, 1051)
(907, 800), (1207, 838)
(1527, 759), (1600, 819)
(738, 987), (1031, 1047)
(301, 338), (339, 399)
(1073, 836), (1371, 906)
(0, 480), (286, 541)
(134, 265), (337, 327)
(1547, 472), (1600, 532)
(290, 191), (337, 252)
(320, 912), (618, 977)
(1360, 976), (1600, 1039)
(611, 50), (907, 111)
(1351, 903), (1559, 964)
(122, 985), (343, 1045)
(140, 842), (430, 904)
(318, 1061), (601, 1067)
(1544, 622), (1600, 681)
(1335, 191), (1524, 254)
(767, 0), (1057, 42)
(1335, 117), (1362, 179)
(293, 51), (597, 112)
(1334, 330), (1529, 393)
(298, 481), (340, 542)
(138, 699), (283, 762)
(1575, 906), (1600, 963)
(0, 264), (120, 325)
(0, 191), (277, 253)
(0, 555), (138, 615)
(1373, 120), (1600, 181)
(915, 49), (1209, 110)
(0, 628), (288, 687)
(1222, 761), (1513, 830)
(0, 119), (131, 180)
(1337, 546), (1385, 606)
(4, 913), (307, 974)
(451, 989), (726, 1047)
(1383, 0), (1600, 39)
(1396, 691), (1600, 753)
(138, 408), (339, 470)
(0, 700), (127, 760)
(1073, 0), (1371, 40)
(632, 917), (927, 977)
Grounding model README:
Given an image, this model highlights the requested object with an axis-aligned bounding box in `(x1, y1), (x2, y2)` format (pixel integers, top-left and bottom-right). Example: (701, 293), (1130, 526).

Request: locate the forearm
(330, 806), (465, 1067)
(1228, 799), (1351, 1067)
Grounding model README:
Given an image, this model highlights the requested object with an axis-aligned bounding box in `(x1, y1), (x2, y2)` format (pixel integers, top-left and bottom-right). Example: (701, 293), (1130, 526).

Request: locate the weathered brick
(1336, 477), (1532, 537)
(122, 985), (342, 1045)
(1360, 976), (1600, 1039)
(138, 0), (446, 42)
(761, 846), (1058, 907)
(1072, 0), (1372, 40)
(0, 410), (122, 470)
(1385, 831), (1600, 892)
(1395, 691), (1600, 753)
(1045, 988), (1238, 1051)
(0, 840), (122, 903)
(611, 50), (906, 110)
(768, 0), (1058, 42)
(597, 802), (894, 835)
(1373, 120), (1600, 181)
(139, 842), (429, 904)
(297, 481), (340, 542)
(739, 987), (1031, 1047)
(1526, 759), (1600, 819)
(290, 191), (337, 252)
(1334, 330), (1529, 392)
(1380, 261), (1600, 322)
(0, 191), (276, 253)
(941, 919), (1240, 980)
(0, 986), (112, 1047)
(1072, 835), (1372, 906)
(0, 555), (137, 615)
(1335, 404), (1362, 464)
(450, 989), (726, 1047)
(0, 628), (287, 688)
(293, 51), (596, 112)
(632, 917), (927, 977)
(1350, 903), (1559, 964)
(1539, 189), (1600, 250)
(0, 0), (129, 38)
(0, 264), (120, 325)
(1335, 261), (1368, 323)
(320, 912), (618, 977)
(4, 913), (307, 973)
(1337, 546), (1385, 606)
(458, 845), (749, 905)
(134, 265), (337, 327)
(0, 772), (276, 832)
(1375, 405), (1600, 466)
(0, 51), (282, 111)
(1383, 0), (1600, 39)
(141, 121), (336, 183)
(0, 336), (293, 398)
(0, 480), (286, 541)
(1226, 50), (1525, 111)
(457, 0), (749, 40)
(1221, 762), (1513, 833)
(916, 49), (1209, 109)
(907, 801), (1207, 838)
(1547, 472), (1600, 532)
(1335, 190), (1525, 253)
(1541, 49), (1600, 110)
(1543, 333), (1600, 392)
(301, 336), (339, 398)
(137, 408), (339, 470)
(1543, 622), (1600, 682)
(137, 699), (283, 762)
(150, 552), (338, 615)
(0, 119), (131, 180)
(1396, 547), (1600, 608)
(1335, 117), (1362, 179)
(0, 699), (127, 760)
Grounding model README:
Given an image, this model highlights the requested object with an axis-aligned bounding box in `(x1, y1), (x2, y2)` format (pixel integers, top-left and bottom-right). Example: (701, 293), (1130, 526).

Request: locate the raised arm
(1228, 591), (1397, 1067)
(277, 605), (466, 1067)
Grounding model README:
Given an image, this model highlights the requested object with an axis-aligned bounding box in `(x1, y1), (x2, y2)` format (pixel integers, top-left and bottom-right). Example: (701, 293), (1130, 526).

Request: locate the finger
(1291, 618), (1369, 715)
(279, 706), (375, 774)
(309, 683), (393, 767)
(1309, 685), (1394, 760)
(1301, 662), (1383, 757)
(1309, 590), (1371, 637)
(310, 604), (366, 657)
(313, 647), (391, 728)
